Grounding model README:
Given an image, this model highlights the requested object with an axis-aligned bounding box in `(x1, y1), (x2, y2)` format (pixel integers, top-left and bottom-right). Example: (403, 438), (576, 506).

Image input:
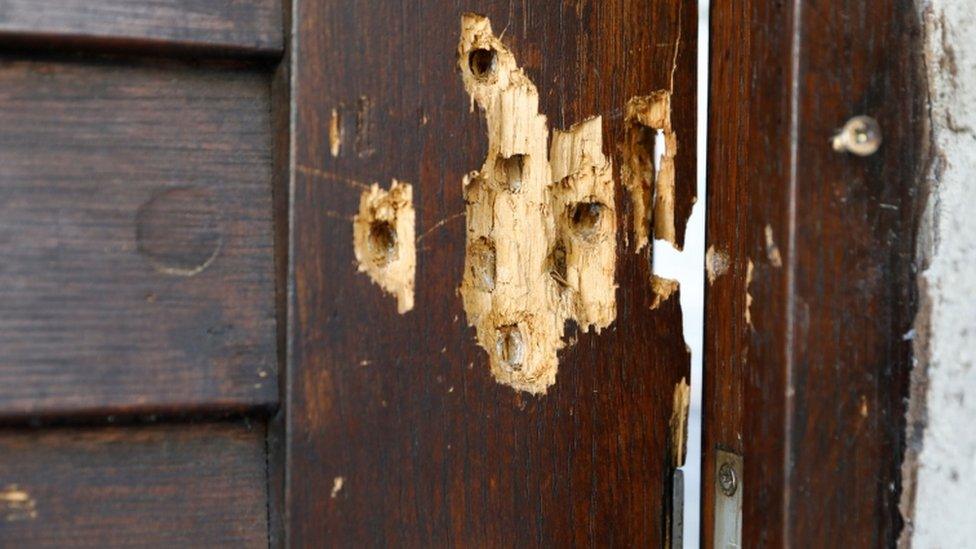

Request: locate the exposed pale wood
(0, 58), (277, 418)
(456, 16), (617, 394)
(353, 180), (416, 314)
(0, 421), (269, 547)
(0, 0), (283, 56)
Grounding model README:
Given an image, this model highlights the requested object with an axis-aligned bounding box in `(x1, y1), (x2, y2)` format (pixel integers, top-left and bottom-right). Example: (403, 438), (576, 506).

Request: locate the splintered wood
(650, 275), (679, 310)
(457, 14), (616, 394)
(621, 91), (679, 251)
(353, 181), (415, 313)
(669, 377), (690, 467)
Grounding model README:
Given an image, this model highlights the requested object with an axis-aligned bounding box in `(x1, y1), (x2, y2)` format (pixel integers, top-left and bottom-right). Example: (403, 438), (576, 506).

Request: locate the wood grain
(703, 1), (926, 546)
(283, 1), (695, 546)
(0, 421), (268, 547)
(0, 0), (283, 57)
(0, 57), (277, 418)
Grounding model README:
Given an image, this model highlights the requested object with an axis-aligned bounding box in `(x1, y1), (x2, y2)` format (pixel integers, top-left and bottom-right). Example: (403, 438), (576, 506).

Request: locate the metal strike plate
(671, 469), (684, 549)
(714, 450), (743, 549)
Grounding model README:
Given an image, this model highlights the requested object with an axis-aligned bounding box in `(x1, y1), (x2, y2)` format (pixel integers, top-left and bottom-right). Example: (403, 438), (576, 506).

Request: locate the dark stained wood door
(281, 1), (696, 546)
(1, 1), (696, 546)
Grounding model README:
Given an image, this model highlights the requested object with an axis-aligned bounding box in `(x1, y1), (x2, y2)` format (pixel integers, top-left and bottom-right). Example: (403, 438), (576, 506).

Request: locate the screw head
(718, 462), (738, 497)
(832, 115), (882, 156)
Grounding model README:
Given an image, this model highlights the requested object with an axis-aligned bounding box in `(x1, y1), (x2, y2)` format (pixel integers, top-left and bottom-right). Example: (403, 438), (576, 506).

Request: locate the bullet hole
(353, 180), (415, 314)
(469, 48), (497, 79)
(497, 154), (526, 192)
(571, 201), (605, 238)
(368, 220), (398, 265)
(496, 325), (525, 372)
(457, 16), (617, 394)
(469, 237), (496, 291)
(463, 174), (486, 203)
(548, 242), (568, 287)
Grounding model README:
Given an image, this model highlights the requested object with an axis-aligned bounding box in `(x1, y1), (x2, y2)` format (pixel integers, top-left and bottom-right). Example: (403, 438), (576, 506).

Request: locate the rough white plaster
(906, 2), (976, 546)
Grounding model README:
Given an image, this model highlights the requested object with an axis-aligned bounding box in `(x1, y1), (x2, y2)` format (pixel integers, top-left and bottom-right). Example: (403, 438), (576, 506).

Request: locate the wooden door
(0, 0), (696, 547)
(1, 1), (934, 547)
(280, 1), (697, 546)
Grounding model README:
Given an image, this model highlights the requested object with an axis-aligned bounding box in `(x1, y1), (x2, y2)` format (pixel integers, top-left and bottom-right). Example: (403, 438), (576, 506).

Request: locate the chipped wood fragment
(1, 485), (37, 521)
(669, 377), (690, 467)
(764, 224), (783, 267)
(457, 14), (616, 394)
(621, 91), (678, 251)
(353, 180), (415, 313)
(329, 107), (342, 157)
(330, 476), (345, 499)
(706, 245), (730, 284)
(651, 275), (680, 310)
(744, 259), (755, 327)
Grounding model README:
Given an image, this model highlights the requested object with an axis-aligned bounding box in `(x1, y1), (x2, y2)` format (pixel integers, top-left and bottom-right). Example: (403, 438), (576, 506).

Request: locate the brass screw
(832, 115), (882, 156)
(718, 462), (738, 497)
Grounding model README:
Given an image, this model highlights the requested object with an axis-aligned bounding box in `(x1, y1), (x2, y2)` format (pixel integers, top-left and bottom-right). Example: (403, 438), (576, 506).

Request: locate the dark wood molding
(703, 1), (927, 546)
(267, 0), (293, 545)
(0, 0), (283, 58)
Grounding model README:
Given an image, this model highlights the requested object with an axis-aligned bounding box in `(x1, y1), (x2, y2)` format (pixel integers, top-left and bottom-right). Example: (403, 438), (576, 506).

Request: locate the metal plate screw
(718, 462), (738, 497)
(832, 115), (882, 156)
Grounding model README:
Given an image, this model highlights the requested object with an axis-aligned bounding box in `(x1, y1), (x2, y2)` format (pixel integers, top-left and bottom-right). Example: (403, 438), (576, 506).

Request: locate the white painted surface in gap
(651, 1), (709, 546)
(653, 128), (666, 175)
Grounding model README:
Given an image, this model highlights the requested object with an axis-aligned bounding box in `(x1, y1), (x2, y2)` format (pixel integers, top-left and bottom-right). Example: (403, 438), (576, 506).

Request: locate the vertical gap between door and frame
(649, 1), (709, 546)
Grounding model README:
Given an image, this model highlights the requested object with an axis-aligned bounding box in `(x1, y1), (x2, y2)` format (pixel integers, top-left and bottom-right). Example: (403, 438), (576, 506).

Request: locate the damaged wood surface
(622, 91), (680, 251)
(704, 1), (926, 546)
(284, 0), (695, 545)
(669, 377), (690, 468)
(457, 16), (616, 393)
(353, 180), (416, 314)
